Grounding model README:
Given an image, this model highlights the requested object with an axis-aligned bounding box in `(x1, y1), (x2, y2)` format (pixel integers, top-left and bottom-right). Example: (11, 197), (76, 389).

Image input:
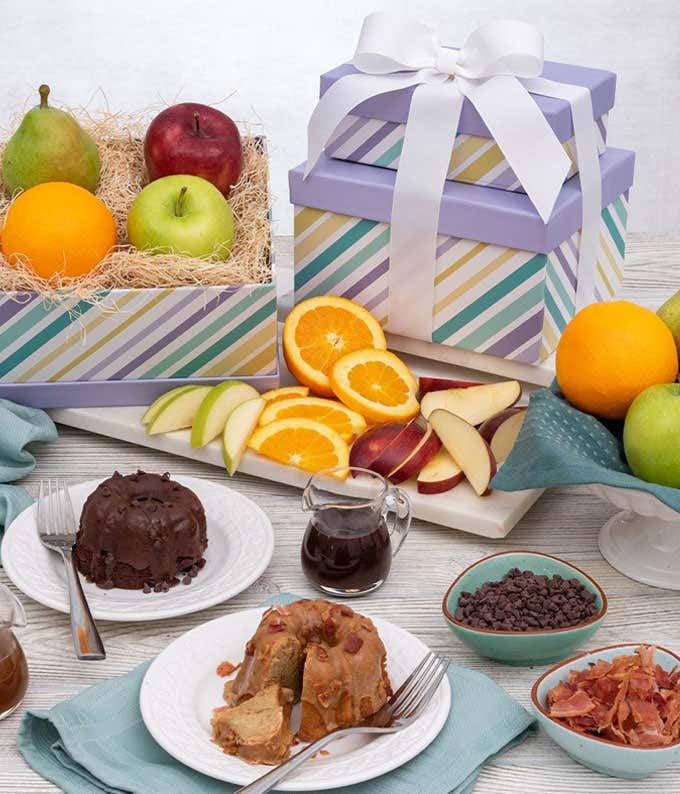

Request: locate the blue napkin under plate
(491, 382), (680, 513)
(0, 399), (57, 551)
(18, 594), (536, 794)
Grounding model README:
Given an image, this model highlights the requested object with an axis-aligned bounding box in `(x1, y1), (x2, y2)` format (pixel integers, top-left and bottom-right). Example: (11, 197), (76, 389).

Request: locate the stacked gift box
(289, 26), (635, 377)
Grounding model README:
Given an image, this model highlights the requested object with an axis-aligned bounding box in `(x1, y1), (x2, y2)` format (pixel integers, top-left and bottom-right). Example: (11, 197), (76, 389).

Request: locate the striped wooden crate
(293, 192), (628, 366)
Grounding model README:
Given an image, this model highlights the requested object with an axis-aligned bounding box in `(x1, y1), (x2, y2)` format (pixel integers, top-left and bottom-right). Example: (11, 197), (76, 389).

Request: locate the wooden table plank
(1, 234), (680, 792)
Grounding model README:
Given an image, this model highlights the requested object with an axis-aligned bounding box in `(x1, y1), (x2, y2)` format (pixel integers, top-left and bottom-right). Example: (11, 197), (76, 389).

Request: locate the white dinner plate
(140, 607), (451, 790)
(1, 476), (274, 622)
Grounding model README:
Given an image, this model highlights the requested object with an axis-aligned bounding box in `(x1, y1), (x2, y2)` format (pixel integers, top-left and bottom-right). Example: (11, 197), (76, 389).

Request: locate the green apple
(658, 290), (680, 357)
(190, 380), (260, 448)
(127, 174), (234, 259)
(624, 383), (680, 487)
(222, 397), (265, 475)
(146, 385), (212, 435)
(142, 385), (201, 425)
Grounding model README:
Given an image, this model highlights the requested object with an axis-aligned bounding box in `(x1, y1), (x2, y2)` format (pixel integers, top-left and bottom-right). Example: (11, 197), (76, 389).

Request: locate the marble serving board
(50, 352), (543, 539)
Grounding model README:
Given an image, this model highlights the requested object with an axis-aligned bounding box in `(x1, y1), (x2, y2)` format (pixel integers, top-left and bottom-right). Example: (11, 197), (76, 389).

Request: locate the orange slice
(258, 397), (367, 442)
(261, 386), (310, 402)
(330, 348), (420, 423)
(248, 418), (349, 479)
(283, 296), (386, 397)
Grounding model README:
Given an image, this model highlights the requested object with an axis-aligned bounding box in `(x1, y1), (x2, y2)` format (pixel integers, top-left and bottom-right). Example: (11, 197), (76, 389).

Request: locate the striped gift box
(0, 281), (278, 407)
(326, 113), (608, 193)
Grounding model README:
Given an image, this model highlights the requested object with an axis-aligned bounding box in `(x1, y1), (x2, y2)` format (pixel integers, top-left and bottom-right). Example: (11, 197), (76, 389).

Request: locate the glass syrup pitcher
(0, 583), (29, 720)
(301, 467), (411, 597)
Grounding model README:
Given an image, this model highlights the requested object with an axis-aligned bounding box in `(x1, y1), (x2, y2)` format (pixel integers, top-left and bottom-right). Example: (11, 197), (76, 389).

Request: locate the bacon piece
(574, 659), (612, 683)
(549, 689), (596, 719)
(585, 675), (620, 705)
(548, 682), (575, 705)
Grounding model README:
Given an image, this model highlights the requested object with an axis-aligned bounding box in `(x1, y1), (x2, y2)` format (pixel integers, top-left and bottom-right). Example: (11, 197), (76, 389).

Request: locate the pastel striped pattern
(326, 113), (609, 194)
(0, 283), (277, 383)
(293, 193), (629, 366)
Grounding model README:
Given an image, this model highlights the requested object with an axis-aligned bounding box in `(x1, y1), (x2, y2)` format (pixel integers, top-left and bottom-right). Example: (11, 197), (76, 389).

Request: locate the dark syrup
(301, 506), (392, 592)
(0, 630), (28, 718)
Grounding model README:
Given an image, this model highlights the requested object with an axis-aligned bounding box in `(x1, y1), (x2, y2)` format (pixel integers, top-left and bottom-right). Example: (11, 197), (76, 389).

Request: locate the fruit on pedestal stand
(623, 383), (680, 488)
(2, 84), (100, 194)
(142, 385), (203, 425)
(428, 409), (497, 496)
(478, 408), (527, 463)
(420, 381), (520, 426)
(190, 381), (260, 448)
(417, 448), (464, 494)
(1, 182), (117, 279)
(146, 385), (212, 435)
(127, 175), (234, 259)
(144, 103), (243, 197)
(222, 397), (265, 475)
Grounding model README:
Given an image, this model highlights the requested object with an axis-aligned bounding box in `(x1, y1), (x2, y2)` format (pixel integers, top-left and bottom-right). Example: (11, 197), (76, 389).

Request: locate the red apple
(417, 448), (464, 494)
(428, 409), (497, 496)
(418, 376), (481, 397)
(387, 425), (442, 484)
(420, 380), (521, 427)
(368, 416), (429, 478)
(144, 103), (243, 197)
(349, 422), (405, 471)
(478, 408), (527, 463)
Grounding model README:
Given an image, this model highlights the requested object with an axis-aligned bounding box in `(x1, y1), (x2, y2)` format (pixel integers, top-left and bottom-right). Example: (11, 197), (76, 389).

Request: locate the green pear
(2, 84), (100, 195)
(658, 291), (680, 357)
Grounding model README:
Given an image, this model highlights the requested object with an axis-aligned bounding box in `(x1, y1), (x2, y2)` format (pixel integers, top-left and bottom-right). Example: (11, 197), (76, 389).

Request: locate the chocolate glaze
(74, 471), (207, 591)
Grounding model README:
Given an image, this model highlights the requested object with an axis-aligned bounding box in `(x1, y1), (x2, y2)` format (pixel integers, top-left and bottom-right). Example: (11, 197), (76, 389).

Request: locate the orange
(329, 348), (420, 423)
(260, 386), (310, 402)
(283, 296), (386, 397)
(556, 301), (678, 420)
(248, 418), (349, 478)
(258, 396), (367, 442)
(1, 181), (117, 279)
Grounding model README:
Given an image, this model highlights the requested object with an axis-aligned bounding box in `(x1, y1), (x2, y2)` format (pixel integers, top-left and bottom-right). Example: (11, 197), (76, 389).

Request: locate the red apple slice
(420, 380), (521, 426)
(428, 409), (497, 496)
(417, 448), (464, 494)
(366, 415), (429, 477)
(478, 408), (527, 463)
(418, 377), (481, 397)
(387, 424), (442, 484)
(349, 422), (405, 471)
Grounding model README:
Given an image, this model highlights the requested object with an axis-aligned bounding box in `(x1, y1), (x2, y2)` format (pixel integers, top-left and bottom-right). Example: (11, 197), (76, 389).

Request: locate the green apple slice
(222, 397), (265, 475)
(141, 385), (200, 425)
(190, 380), (260, 448)
(146, 385), (212, 435)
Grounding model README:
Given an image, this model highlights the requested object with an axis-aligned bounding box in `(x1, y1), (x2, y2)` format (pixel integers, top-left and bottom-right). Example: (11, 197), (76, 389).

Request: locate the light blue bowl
(532, 644), (680, 779)
(442, 551), (607, 666)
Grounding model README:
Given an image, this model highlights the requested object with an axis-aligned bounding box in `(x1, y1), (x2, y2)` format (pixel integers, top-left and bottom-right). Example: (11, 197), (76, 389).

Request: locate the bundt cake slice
(212, 684), (294, 765)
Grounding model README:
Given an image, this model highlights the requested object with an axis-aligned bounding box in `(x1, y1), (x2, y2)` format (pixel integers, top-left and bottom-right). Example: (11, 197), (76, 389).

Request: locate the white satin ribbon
(305, 13), (599, 339)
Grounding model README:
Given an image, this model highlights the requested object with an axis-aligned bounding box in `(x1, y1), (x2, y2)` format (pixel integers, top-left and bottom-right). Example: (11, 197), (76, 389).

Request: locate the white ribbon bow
(305, 14), (602, 340)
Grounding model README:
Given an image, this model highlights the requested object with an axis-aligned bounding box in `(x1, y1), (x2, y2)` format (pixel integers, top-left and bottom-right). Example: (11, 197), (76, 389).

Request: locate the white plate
(1, 476), (274, 622)
(140, 608), (451, 790)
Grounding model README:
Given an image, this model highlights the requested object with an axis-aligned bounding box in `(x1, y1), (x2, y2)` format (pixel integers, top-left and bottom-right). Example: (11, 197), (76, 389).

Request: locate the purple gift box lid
(320, 58), (616, 142)
(289, 147), (635, 254)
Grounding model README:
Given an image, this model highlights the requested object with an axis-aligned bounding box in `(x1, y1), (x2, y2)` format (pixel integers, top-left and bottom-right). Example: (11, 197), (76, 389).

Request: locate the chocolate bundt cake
(75, 471), (207, 591)
(212, 599), (391, 763)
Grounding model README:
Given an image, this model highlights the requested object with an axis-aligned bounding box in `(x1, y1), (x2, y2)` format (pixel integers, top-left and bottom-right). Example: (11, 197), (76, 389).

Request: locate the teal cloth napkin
(18, 594), (536, 794)
(491, 383), (680, 512)
(0, 399), (57, 547)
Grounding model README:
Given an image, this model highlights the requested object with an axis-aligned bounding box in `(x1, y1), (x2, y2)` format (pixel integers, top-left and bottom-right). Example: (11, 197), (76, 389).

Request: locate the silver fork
(235, 651), (450, 793)
(37, 479), (106, 661)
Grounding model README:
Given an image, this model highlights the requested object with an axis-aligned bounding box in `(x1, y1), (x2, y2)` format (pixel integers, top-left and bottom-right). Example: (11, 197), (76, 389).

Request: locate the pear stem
(39, 84), (50, 109)
(193, 112), (200, 134)
(175, 186), (188, 217)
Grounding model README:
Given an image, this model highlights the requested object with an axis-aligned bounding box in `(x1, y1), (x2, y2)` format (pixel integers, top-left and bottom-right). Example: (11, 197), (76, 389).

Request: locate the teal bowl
(442, 551), (607, 666)
(532, 644), (680, 778)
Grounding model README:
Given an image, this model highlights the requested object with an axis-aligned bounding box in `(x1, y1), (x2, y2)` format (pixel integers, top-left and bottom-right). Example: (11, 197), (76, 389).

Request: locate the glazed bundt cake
(75, 471), (207, 591)
(213, 598), (391, 762)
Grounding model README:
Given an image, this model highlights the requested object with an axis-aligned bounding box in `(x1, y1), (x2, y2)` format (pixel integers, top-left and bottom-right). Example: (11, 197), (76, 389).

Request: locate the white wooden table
(1, 235), (680, 793)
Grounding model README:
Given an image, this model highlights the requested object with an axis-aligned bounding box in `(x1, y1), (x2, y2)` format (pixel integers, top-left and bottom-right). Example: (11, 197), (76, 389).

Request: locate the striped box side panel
(326, 113), (609, 193)
(0, 283), (278, 383)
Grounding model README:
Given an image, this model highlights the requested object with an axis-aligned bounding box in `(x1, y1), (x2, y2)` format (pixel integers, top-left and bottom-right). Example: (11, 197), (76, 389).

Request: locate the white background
(1, 0), (679, 236)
